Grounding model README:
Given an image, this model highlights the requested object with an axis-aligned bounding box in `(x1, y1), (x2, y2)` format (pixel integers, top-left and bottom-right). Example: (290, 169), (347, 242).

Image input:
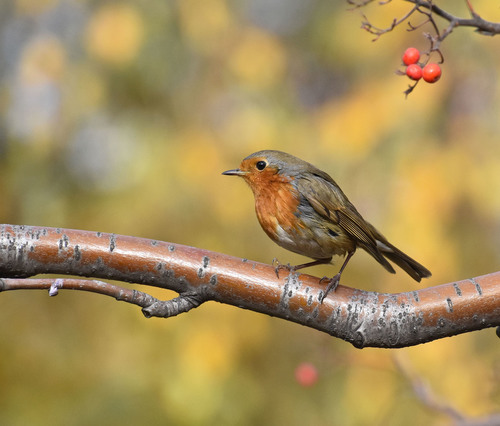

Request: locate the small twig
(346, 0), (375, 9)
(1, 277), (155, 307)
(415, 5), (452, 57)
(361, 6), (419, 41)
(407, 17), (429, 32)
(404, 81), (419, 97)
(0, 277), (207, 318)
(465, 0), (479, 20)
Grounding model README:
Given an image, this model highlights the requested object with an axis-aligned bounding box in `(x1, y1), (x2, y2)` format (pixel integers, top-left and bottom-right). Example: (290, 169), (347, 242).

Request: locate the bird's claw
(318, 273), (341, 303)
(272, 258), (295, 278)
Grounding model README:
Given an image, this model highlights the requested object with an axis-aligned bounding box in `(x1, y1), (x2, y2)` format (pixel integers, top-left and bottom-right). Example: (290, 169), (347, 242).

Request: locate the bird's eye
(256, 161), (267, 171)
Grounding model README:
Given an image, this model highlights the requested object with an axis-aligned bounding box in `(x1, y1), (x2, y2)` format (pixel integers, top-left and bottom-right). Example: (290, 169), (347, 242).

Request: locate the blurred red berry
(402, 47), (420, 65)
(422, 63), (442, 83)
(406, 64), (422, 81)
(295, 362), (318, 387)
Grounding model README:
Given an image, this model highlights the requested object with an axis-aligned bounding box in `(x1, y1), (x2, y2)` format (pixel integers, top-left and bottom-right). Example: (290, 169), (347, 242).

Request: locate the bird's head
(222, 150), (313, 190)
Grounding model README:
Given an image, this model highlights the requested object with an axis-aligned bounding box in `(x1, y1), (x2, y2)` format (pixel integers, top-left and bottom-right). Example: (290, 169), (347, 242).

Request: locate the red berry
(295, 362), (318, 387)
(422, 63), (441, 83)
(406, 64), (422, 81)
(402, 47), (420, 65)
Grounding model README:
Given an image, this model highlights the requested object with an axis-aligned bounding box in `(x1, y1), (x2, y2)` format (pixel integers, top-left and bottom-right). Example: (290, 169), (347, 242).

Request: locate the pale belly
(269, 222), (352, 260)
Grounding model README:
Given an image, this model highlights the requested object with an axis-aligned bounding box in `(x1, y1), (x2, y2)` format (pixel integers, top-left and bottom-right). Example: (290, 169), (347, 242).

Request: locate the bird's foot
(318, 273), (341, 303)
(272, 258), (295, 278)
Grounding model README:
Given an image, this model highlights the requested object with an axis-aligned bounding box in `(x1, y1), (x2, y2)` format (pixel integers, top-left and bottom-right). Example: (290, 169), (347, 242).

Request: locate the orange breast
(248, 171), (303, 242)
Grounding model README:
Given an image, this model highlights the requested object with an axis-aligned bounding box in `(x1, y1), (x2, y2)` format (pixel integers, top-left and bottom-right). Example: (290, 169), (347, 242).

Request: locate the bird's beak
(222, 168), (246, 176)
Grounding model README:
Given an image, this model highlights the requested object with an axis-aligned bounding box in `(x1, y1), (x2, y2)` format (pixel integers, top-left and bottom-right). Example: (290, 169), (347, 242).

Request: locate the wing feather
(297, 171), (395, 273)
(297, 172), (376, 246)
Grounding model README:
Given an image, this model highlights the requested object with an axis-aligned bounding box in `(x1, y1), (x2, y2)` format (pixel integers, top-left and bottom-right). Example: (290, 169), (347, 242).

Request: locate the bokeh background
(0, 0), (499, 424)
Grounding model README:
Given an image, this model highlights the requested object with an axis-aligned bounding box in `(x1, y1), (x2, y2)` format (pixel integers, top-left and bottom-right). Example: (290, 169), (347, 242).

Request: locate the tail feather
(361, 242), (396, 275)
(376, 240), (431, 282)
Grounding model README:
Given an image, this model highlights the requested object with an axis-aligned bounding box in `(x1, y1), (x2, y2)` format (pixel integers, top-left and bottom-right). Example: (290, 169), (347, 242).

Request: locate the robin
(222, 150), (431, 302)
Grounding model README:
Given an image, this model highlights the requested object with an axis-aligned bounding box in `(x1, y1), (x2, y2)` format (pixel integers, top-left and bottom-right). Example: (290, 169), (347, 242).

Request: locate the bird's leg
(292, 258), (333, 271)
(272, 257), (332, 278)
(319, 251), (355, 303)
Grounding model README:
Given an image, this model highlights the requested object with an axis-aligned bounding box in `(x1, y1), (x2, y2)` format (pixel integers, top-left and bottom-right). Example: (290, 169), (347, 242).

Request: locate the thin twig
(0, 277), (207, 318)
(361, 6), (419, 40)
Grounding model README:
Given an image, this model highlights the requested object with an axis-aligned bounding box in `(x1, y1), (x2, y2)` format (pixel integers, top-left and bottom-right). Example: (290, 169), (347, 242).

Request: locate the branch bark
(0, 224), (499, 349)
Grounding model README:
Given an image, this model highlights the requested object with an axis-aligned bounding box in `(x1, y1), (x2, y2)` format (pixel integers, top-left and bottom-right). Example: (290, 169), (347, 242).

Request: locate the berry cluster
(402, 47), (441, 83)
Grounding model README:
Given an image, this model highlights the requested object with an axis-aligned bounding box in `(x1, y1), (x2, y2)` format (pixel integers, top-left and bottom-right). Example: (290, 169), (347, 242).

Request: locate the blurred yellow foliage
(20, 36), (66, 84)
(175, 128), (223, 183)
(314, 94), (382, 159)
(15, 0), (56, 15)
(217, 102), (280, 149)
(180, 325), (236, 380)
(65, 64), (106, 117)
(229, 27), (287, 89)
(86, 4), (144, 66)
(177, 0), (233, 54)
(342, 365), (397, 423)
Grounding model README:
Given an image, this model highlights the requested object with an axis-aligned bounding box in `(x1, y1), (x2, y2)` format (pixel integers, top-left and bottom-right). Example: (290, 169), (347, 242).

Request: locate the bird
(222, 150), (431, 302)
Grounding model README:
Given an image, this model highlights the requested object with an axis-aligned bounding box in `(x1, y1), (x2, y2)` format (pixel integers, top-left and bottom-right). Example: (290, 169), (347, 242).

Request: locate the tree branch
(406, 0), (500, 35)
(354, 0), (500, 38)
(1, 224), (499, 349)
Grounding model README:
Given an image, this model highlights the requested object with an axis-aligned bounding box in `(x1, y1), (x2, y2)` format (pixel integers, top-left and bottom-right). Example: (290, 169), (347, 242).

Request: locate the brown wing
(296, 171), (395, 273)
